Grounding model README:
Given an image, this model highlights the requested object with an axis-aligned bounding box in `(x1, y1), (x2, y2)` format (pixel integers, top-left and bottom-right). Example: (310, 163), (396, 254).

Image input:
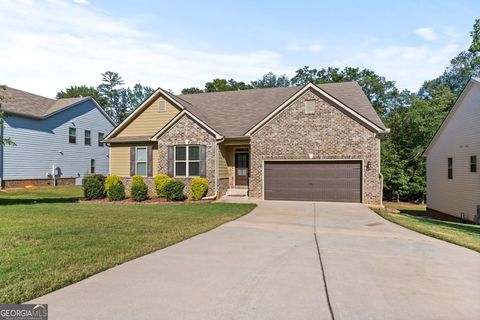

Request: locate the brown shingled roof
(176, 82), (386, 137)
(0, 86), (88, 118)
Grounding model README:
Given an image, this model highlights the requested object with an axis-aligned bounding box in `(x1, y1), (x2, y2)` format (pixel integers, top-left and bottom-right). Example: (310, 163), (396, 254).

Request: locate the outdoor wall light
(366, 161), (372, 170)
(309, 153), (314, 159)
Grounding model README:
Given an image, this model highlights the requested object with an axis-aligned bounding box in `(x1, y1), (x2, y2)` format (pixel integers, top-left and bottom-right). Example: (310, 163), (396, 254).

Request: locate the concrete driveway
(31, 202), (480, 320)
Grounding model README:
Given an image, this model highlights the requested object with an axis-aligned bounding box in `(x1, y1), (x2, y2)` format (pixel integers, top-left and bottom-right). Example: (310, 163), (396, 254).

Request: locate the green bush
(190, 177), (208, 200)
(154, 174), (172, 197)
(163, 180), (185, 201)
(105, 175), (122, 191)
(83, 174), (106, 199)
(131, 175), (148, 202)
(107, 183), (125, 201)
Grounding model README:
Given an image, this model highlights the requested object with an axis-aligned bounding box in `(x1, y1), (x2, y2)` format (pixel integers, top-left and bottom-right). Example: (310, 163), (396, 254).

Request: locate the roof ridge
(177, 85), (303, 98)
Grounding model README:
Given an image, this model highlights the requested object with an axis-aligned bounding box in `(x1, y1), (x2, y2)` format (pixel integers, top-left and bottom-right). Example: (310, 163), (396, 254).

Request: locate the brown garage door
(264, 161), (362, 202)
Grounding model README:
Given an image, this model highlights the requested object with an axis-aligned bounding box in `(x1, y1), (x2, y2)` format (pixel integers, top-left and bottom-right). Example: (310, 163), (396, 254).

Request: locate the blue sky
(1, 0), (478, 97)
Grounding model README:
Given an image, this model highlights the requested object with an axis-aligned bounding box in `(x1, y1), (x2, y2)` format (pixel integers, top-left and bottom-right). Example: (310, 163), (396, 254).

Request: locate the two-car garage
(263, 161), (362, 203)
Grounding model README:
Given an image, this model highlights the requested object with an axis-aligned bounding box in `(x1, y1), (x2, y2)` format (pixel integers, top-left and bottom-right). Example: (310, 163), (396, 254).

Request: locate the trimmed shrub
(83, 174), (106, 199)
(107, 183), (125, 201)
(190, 177), (208, 200)
(154, 174), (172, 197)
(163, 180), (185, 201)
(105, 175), (122, 192)
(131, 175), (148, 202)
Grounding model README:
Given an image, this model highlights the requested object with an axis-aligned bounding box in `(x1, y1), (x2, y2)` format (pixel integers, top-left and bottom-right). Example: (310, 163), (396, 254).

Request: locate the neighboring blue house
(0, 86), (115, 187)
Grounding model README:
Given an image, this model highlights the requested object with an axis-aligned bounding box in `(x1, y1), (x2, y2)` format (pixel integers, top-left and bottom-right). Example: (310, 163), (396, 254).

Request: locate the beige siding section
(109, 144), (159, 177)
(218, 146), (228, 178)
(426, 83), (480, 221)
(117, 97), (180, 137)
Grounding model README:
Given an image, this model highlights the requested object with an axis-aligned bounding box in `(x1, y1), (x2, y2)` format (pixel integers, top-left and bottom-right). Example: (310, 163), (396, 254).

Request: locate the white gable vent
(158, 100), (166, 112)
(304, 100), (315, 114)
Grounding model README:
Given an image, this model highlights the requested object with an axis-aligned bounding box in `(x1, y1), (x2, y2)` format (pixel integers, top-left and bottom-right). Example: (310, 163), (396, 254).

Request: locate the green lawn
(0, 186), (256, 303)
(374, 204), (480, 253)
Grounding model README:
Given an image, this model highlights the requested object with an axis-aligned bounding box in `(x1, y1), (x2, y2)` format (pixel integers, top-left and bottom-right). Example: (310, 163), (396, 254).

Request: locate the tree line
(49, 19), (480, 202)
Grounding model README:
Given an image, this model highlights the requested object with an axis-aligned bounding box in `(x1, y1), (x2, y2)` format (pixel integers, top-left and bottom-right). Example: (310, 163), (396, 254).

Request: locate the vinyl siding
(218, 145), (228, 178)
(116, 97), (180, 137)
(109, 144), (159, 177)
(426, 83), (480, 221)
(1, 100), (114, 180)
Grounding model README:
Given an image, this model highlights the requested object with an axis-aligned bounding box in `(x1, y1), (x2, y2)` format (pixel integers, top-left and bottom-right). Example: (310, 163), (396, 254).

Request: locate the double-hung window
(136, 147), (148, 176)
(90, 159), (95, 174)
(175, 145), (200, 177)
(98, 132), (104, 147)
(69, 127), (76, 144)
(471, 155), (477, 173)
(84, 130), (91, 145)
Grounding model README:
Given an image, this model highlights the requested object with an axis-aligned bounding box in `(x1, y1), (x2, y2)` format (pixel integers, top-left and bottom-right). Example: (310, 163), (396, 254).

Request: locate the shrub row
(83, 174), (209, 202)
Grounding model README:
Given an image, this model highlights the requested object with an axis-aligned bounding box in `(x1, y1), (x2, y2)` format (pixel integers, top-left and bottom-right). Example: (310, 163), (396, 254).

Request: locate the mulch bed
(79, 198), (214, 205)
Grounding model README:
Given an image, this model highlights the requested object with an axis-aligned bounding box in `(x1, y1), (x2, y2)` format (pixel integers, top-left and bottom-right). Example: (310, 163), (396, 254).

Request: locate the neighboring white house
(0, 86), (115, 188)
(423, 78), (480, 223)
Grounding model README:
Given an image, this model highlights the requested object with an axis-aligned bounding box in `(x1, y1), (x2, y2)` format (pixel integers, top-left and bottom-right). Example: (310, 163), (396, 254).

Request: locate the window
(304, 100), (315, 114)
(158, 100), (166, 112)
(136, 147), (147, 176)
(175, 145), (200, 177)
(448, 157), (453, 179)
(69, 127), (76, 144)
(98, 132), (104, 147)
(471, 156), (477, 173)
(90, 159), (95, 174)
(84, 130), (91, 145)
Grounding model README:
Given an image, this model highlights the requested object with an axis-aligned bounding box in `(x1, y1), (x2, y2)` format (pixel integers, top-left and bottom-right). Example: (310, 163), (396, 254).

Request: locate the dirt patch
(384, 201), (426, 209)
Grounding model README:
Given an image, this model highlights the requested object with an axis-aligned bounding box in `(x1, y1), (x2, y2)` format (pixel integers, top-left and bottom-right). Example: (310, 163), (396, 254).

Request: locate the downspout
(202, 138), (224, 200)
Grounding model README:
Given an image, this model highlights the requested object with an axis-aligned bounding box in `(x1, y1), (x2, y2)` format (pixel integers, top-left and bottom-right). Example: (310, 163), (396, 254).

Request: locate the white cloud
(287, 41), (323, 54)
(0, 0), (289, 96)
(73, 0), (88, 4)
(414, 27), (437, 41)
(351, 40), (460, 90)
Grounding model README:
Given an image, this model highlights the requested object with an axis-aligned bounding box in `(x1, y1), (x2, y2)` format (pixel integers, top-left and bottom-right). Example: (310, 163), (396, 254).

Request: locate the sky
(0, 0), (479, 97)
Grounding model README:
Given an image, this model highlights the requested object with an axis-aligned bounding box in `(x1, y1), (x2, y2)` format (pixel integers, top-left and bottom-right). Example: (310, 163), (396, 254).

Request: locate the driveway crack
(314, 202), (336, 320)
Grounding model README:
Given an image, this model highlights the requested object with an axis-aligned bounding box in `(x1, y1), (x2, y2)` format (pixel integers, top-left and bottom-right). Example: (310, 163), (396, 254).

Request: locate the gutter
(202, 138), (224, 200)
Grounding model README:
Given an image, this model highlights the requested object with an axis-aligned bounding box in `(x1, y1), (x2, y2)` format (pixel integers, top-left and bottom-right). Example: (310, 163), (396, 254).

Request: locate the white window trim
(174, 145), (200, 178)
(135, 146), (148, 177)
(84, 130), (91, 145)
(69, 127), (76, 144)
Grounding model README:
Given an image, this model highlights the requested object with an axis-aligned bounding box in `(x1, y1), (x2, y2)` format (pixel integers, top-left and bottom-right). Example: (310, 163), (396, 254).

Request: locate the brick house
(104, 82), (389, 205)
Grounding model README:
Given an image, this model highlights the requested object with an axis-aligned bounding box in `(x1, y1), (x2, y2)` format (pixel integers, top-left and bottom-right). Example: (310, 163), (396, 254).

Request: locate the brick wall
(249, 90), (382, 205)
(156, 115), (217, 197)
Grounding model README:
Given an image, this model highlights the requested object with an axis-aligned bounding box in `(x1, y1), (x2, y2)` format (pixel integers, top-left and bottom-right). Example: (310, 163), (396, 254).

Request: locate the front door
(235, 153), (249, 186)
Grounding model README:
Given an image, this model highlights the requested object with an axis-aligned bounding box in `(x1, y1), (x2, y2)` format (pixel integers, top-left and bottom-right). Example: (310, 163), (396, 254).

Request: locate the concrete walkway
(30, 202), (480, 320)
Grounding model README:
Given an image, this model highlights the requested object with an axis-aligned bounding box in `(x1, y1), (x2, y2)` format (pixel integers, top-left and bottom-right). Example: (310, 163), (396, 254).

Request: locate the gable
(253, 90), (375, 141)
(246, 83), (388, 136)
(424, 78), (480, 156)
(116, 95), (181, 137)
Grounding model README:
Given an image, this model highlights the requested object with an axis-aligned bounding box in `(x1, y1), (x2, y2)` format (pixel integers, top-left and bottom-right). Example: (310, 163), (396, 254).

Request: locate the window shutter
(167, 146), (174, 177)
(130, 147), (136, 176)
(147, 146), (153, 177)
(199, 145), (207, 178)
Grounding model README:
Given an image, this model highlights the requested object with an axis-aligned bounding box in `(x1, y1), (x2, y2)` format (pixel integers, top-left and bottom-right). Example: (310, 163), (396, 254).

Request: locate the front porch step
(225, 188), (249, 197)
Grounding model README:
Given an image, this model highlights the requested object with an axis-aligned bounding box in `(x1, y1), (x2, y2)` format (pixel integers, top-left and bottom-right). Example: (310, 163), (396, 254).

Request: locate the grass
(374, 203), (480, 253)
(0, 186), (256, 303)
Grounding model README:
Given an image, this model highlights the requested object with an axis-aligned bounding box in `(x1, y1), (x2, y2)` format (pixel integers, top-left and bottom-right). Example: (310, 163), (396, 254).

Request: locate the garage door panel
(264, 161), (361, 202)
